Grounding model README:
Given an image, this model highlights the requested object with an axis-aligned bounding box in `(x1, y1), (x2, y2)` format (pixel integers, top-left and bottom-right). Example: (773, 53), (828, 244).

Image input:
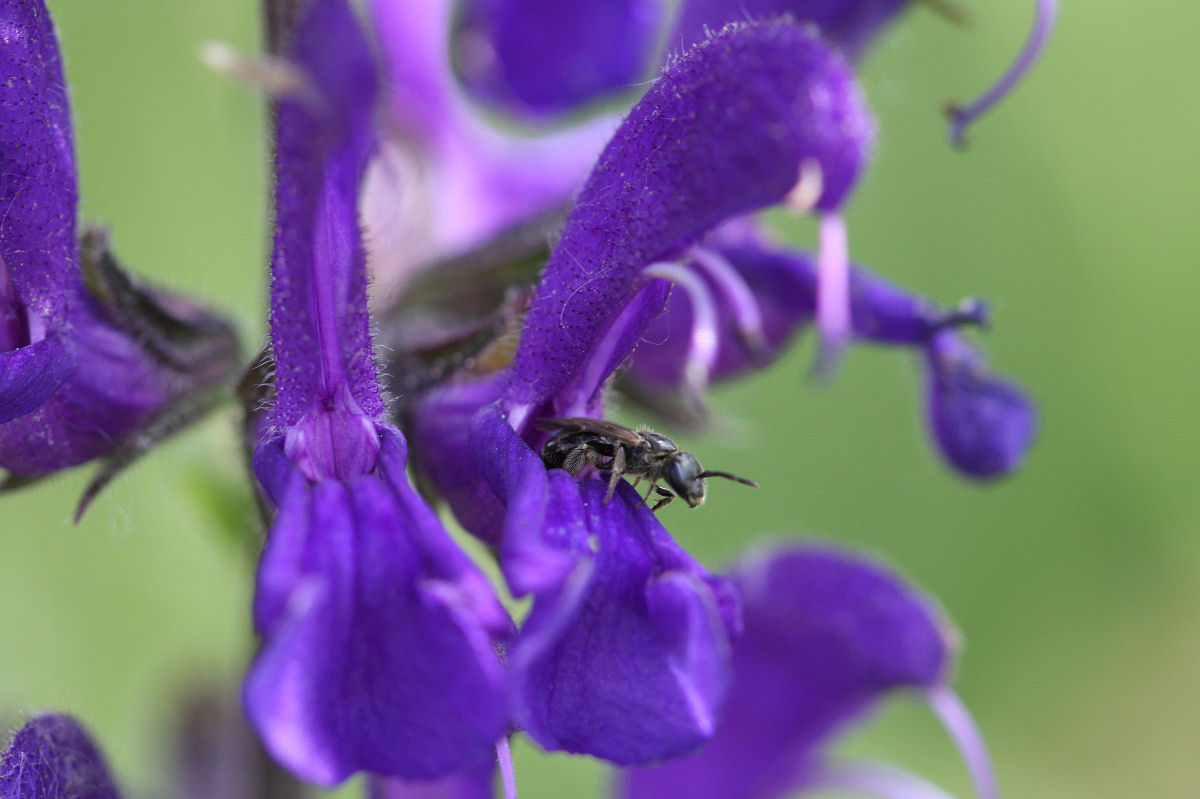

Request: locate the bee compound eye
(665, 453), (706, 505)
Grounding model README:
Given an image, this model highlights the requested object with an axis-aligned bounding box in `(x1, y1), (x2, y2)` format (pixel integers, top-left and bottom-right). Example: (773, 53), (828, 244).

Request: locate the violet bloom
(622, 545), (999, 799)
(402, 17), (871, 767)
(244, 0), (508, 785)
(0, 0), (239, 502)
(0, 715), (121, 799)
(622, 224), (1036, 478)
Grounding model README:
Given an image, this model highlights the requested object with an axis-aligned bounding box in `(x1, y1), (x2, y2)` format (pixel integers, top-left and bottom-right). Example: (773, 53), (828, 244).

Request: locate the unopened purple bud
(925, 331), (1036, 478)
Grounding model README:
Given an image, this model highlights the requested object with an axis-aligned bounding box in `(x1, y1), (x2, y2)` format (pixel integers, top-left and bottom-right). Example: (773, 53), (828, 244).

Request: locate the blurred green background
(2, 1), (1197, 797)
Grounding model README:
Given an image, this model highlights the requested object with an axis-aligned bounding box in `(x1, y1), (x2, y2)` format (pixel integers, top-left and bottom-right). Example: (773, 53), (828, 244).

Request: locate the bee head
(664, 452), (707, 507)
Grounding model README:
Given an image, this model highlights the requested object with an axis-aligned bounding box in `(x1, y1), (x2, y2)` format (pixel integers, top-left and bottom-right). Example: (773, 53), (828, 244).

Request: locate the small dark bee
(537, 417), (757, 511)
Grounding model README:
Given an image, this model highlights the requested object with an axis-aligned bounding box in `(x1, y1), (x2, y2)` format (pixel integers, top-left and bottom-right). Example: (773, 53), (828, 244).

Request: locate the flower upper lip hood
(0, 0), (241, 499)
(507, 18), (874, 416)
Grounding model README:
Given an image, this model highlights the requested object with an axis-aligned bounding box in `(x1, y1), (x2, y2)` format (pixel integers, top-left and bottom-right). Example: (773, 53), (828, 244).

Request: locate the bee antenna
(697, 471), (758, 487)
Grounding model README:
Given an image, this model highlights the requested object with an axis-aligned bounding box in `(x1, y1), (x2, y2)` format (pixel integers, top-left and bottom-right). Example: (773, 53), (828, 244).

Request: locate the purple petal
(0, 333), (74, 423)
(0, 0), (81, 328)
(245, 429), (510, 785)
(925, 331), (1036, 479)
(0, 714), (120, 799)
(510, 478), (737, 764)
(409, 376), (509, 545)
(470, 403), (587, 595)
(0, 300), (179, 476)
(623, 544), (951, 799)
(453, 0), (663, 118)
(368, 759), (495, 799)
(268, 0), (383, 430)
(543, 278), (672, 421)
(672, 0), (912, 60)
(508, 19), (872, 408)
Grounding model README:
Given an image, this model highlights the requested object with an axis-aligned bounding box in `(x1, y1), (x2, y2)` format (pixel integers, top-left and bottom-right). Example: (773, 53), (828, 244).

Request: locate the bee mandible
(537, 417), (757, 511)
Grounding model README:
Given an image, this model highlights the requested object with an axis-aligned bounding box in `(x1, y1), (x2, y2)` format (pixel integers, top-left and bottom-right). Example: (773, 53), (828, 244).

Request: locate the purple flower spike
(1, 1), (241, 488)
(622, 545), (992, 799)
(671, 0), (912, 60)
(453, 0), (664, 118)
(248, 0), (510, 784)
(925, 331), (1036, 479)
(1, 714), (121, 799)
(508, 19), (873, 410)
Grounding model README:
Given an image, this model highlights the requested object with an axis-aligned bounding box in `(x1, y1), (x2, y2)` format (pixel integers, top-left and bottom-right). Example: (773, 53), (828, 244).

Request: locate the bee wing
(535, 416), (647, 447)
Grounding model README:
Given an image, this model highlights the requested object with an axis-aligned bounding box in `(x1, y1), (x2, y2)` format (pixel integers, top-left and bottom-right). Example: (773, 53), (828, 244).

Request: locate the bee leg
(639, 480), (658, 507)
(562, 444), (594, 476)
(650, 487), (675, 512)
(604, 446), (627, 503)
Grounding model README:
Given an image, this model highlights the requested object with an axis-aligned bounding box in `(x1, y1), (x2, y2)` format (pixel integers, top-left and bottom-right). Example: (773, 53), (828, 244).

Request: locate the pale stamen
(813, 212), (850, 377)
(688, 246), (768, 360)
(946, 0), (1058, 146)
(644, 261), (719, 410)
(926, 685), (1000, 799)
(785, 157), (824, 214)
(809, 759), (961, 799)
(199, 40), (312, 99)
(496, 735), (518, 799)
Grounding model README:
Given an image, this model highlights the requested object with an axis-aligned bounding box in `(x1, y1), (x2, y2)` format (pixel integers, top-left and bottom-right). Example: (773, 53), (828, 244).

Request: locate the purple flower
(621, 545), (999, 799)
(409, 19), (874, 766)
(244, 0), (509, 785)
(1, 715), (121, 799)
(0, 0), (240, 498)
(472, 405), (740, 763)
(621, 224), (1036, 478)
